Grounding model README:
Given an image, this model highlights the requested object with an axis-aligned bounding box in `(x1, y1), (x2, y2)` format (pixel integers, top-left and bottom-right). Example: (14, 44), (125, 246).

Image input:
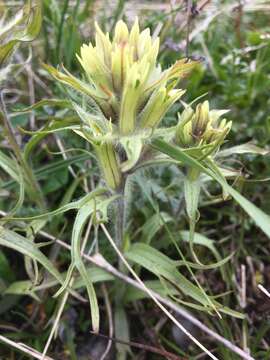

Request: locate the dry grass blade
(258, 284), (270, 299)
(100, 283), (114, 360)
(0, 335), (54, 360)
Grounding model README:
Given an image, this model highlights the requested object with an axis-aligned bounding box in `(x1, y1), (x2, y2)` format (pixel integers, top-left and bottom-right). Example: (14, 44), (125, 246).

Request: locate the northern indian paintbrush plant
(1, 15), (270, 357)
(39, 18), (241, 332)
(44, 18), (233, 265)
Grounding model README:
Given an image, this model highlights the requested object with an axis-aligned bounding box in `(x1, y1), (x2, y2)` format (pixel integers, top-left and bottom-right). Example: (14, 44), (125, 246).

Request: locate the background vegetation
(0, 1), (270, 359)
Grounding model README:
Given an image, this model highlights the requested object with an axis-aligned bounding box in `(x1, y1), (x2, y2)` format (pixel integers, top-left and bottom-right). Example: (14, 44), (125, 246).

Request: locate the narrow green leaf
(125, 243), (244, 318)
(6, 188), (107, 221)
(15, 99), (71, 113)
(72, 203), (100, 332)
(217, 142), (269, 157)
(140, 212), (173, 244)
(151, 138), (270, 239)
(0, 226), (63, 285)
(114, 306), (131, 360)
(180, 231), (221, 262)
(4, 266), (114, 297)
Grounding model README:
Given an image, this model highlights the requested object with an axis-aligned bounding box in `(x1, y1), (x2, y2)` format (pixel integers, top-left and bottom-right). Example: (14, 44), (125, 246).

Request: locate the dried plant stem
(258, 284), (270, 298)
(90, 332), (181, 360)
(0, 335), (54, 360)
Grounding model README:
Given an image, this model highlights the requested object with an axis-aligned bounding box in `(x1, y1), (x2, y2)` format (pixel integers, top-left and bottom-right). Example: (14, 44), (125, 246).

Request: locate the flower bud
(192, 101), (209, 139)
(140, 88), (185, 129)
(176, 101), (231, 151)
(175, 107), (194, 147)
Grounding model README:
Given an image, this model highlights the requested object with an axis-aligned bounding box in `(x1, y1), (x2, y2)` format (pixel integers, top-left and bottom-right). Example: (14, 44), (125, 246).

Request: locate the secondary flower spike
(176, 101), (232, 151)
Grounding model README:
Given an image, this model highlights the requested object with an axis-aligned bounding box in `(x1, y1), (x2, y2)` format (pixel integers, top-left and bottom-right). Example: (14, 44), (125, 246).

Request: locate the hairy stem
(114, 172), (128, 250)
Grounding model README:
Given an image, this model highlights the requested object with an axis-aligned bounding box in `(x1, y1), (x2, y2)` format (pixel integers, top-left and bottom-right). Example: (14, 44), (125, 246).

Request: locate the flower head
(46, 19), (198, 136)
(44, 19), (198, 190)
(176, 101), (232, 151)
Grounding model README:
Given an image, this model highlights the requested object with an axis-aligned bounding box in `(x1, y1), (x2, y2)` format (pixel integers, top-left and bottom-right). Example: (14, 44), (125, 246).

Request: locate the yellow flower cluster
(47, 19), (197, 137)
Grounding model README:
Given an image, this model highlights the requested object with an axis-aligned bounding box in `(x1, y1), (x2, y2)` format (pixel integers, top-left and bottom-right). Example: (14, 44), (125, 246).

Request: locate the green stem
(115, 180), (126, 250)
(113, 177), (129, 360)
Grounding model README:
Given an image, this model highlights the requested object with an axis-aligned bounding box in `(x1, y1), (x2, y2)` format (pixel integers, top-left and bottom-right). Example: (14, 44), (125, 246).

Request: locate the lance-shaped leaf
(144, 59), (199, 95)
(217, 142), (269, 158)
(0, 226), (63, 285)
(43, 64), (108, 101)
(125, 243), (244, 318)
(56, 192), (118, 332)
(151, 138), (270, 239)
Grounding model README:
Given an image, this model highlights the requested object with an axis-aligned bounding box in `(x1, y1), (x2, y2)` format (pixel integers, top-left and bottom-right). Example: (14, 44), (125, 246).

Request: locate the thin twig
(54, 136), (77, 179)
(185, 0), (192, 58)
(240, 264), (247, 308)
(41, 281), (72, 360)
(90, 331), (182, 360)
